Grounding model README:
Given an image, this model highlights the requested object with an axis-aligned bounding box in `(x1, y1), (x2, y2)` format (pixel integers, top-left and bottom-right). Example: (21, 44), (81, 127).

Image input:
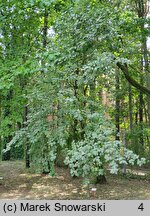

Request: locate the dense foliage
(0, 0), (149, 182)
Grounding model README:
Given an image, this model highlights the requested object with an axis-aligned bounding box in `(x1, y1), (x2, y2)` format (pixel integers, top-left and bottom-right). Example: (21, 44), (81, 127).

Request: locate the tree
(0, 0), (148, 182)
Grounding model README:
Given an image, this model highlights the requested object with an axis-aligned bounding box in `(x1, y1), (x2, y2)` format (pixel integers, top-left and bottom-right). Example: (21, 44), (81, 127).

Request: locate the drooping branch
(117, 62), (150, 96)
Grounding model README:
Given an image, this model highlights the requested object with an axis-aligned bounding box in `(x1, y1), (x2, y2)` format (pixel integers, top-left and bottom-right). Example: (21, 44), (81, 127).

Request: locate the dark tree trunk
(43, 7), (48, 48)
(128, 83), (133, 130)
(24, 105), (30, 168)
(115, 70), (120, 140)
(20, 76), (30, 168)
(73, 69), (79, 141)
(139, 90), (144, 146)
(96, 175), (107, 184)
(135, 111), (138, 125)
(2, 90), (13, 161)
(0, 93), (2, 160)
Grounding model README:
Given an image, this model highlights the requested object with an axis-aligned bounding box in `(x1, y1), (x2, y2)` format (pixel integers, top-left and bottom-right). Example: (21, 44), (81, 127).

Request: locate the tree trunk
(128, 83), (133, 130)
(2, 90), (13, 161)
(136, 0), (150, 126)
(0, 93), (2, 160)
(43, 7), (48, 48)
(135, 111), (138, 125)
(96, 175), (107, 184)
(142, 32), (150, 126)
(115, 70), (120, 140)
(139, 90), (144, 147)
(139, 61), (144, 147)
(24, 105), (30, 168)
(19, 75), (30, 168)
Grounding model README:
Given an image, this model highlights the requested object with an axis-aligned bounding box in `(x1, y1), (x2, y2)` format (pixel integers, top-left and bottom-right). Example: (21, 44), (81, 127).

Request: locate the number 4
(138, 203), (144, 211)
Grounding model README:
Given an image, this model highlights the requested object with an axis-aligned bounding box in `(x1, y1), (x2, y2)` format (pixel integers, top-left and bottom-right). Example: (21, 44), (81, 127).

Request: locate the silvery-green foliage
(65, 113), (146, 177)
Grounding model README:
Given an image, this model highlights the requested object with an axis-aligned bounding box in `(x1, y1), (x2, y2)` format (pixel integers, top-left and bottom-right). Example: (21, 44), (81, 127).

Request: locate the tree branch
(117, 62), (150, 96)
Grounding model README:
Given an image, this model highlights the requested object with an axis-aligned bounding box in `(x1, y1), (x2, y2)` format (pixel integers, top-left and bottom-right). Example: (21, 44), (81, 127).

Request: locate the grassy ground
(0, 161), (150, 200)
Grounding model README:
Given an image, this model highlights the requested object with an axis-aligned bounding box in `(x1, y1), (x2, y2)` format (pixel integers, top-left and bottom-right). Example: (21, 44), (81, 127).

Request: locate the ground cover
(0, 161), (150, 200)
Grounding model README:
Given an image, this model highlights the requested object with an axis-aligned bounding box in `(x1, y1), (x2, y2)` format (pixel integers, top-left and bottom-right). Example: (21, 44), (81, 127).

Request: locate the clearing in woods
(0, 161), (150, 199)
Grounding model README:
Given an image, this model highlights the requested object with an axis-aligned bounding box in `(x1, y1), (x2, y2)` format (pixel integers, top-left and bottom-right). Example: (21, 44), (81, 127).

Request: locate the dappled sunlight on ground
(0, 161), (150, 199)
